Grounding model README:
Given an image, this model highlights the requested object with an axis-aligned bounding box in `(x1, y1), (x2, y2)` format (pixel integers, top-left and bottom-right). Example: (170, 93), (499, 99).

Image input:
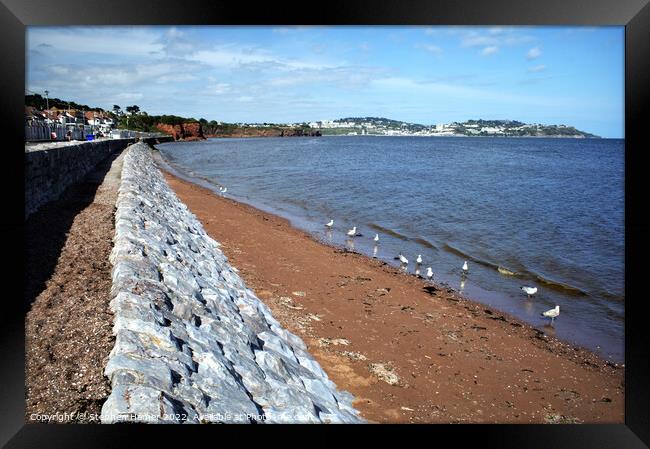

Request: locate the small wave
(442, 243), (590, 297)
(534, 275), (588, 296)
(368, 224), (439, 250)
(442, 244), (500, 270)
(412, 237), (439, 251)
(442, 243), (471, 259)
(368, 223), (411, 241)
(283, 197), (313, 210)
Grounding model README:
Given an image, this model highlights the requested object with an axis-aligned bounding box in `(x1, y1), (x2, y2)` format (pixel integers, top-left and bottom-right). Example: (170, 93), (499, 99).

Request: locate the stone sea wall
(100, 142), (363, 424)
(24, 136), (173, 219)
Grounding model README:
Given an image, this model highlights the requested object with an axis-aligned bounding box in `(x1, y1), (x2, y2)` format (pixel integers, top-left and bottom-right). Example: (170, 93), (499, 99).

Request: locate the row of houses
(25, 106), (115, 133)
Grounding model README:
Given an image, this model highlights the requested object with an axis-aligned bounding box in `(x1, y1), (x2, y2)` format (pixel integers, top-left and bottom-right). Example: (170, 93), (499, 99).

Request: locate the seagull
(415, 267), (421, 278)
(416, 254), (423, 264)
(462, 260), (469, 273)
(325, 219), (334, 228)
(219, 186), (227, 194)
(373, 233), (379, 243)
(398, 253), (409, 265)
(541, 305), (560, 322)
(426, 267), (433, 280)
(347, 226), (357, 238)
(521, 286), (538, 297)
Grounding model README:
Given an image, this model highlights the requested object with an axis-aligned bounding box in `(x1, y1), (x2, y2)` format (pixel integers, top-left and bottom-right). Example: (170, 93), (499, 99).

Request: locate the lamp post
(44, 90), (50, 125)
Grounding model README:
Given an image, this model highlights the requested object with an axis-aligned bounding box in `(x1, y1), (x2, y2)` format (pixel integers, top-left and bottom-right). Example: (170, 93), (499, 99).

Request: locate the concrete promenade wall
(24, 136), (173, 219)
(100, 142), (363, 423)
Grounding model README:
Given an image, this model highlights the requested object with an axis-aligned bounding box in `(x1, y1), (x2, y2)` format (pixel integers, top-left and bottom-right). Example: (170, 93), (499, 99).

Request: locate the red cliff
(156, 122), (205, 141)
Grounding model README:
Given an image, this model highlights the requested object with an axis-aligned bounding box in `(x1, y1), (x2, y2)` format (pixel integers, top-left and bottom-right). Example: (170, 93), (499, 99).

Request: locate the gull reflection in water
(372, 244), (378, 258)
(459, 278), (466, 293)
(542, 323), (557, 336)
(523, 298), (534, 314)
(346, 238), (355, 251)
(415, 267), (421, 278)
(326, 229), (333, 243)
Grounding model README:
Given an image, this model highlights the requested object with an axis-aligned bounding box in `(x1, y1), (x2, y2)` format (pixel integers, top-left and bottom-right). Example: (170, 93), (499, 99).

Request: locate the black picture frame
(3, 0), (649, 447)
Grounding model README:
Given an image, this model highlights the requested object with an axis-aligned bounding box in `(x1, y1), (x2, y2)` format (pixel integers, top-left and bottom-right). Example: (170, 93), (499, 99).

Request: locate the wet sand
(162, 169), (624, 424)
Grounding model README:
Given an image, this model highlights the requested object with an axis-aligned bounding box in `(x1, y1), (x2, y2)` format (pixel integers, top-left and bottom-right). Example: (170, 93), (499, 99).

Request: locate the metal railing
(25, 123), (94, 141)
(25, 123), (165, 142)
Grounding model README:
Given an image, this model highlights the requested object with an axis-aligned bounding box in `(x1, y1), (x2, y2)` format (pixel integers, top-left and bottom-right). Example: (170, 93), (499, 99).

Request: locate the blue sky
(27, 26), (624, 137)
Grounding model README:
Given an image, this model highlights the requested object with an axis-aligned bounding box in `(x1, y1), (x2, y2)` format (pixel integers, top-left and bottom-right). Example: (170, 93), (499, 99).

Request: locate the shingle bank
(100, 142), (364, 423)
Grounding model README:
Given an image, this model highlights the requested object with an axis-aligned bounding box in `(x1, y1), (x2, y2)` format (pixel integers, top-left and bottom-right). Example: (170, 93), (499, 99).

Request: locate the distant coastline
(312, 118), (600, 138)
(317, 133), (600, 139)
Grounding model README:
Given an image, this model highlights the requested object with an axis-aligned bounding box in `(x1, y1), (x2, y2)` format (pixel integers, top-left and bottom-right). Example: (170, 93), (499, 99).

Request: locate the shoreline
(160, 165), (624, 424)
(153, 147), (623, 362)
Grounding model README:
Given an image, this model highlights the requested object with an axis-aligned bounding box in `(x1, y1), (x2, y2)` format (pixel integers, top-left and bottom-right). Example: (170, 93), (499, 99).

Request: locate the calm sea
(157, 136), (625, 362)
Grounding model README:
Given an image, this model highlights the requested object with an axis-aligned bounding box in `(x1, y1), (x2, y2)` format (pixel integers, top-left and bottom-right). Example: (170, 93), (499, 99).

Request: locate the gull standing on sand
(373, 233), (379, 243)
(462, 261), (469, 273)
(325, 219), (334, 228)
(416, 254), (423, 265)
(426, 267), (433, 280)
(541, 305), (560, 322)
(521, 286), (538, 298)
(398, 253), (409, 265)
(347, 226), (357, 238)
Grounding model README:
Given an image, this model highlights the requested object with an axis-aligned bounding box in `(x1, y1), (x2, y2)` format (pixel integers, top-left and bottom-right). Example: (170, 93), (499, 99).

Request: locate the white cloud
(265, 66), (387, 92)
(528, 64), (546, 73)
(187, 45), (339, 72)
(461, 29), (535, 48)
(48, 65), (70, 75)
(165, 27), (184, 39)
(368, 76), (573, 108)
(417, 43), (443, 55)
(28, 27), (164, 57)
(114, 92), (144, 102)
(487, 27), (505, 35)
(481, 46), (498, 56)
(208, 82), (231, 94)
(188, 47), (273, 68)
(527, 46), (542, 60)
(39, 60), (203, 89)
